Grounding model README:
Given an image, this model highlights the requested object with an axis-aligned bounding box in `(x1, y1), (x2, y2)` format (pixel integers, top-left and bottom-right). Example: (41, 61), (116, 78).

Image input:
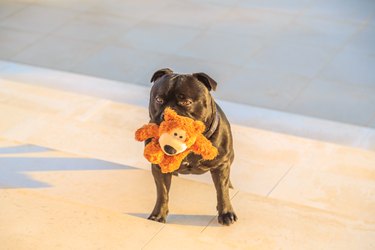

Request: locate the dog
(147, 68), (237, 226)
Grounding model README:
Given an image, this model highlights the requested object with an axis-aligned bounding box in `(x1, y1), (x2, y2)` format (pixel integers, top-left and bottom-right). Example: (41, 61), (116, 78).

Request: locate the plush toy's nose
(164, 145), (177, 155)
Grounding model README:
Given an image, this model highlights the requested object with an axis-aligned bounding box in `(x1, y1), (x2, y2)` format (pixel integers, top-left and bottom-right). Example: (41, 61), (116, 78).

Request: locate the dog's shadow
(127, 213), (220, 227)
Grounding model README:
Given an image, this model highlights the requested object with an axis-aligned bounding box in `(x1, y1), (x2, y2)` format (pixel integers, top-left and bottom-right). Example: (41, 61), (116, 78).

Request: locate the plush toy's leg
(148, 164), (172, 223)
(144, 141), (164, 164)
(160, 153), (186, 173)
(210, 165), (238, 226)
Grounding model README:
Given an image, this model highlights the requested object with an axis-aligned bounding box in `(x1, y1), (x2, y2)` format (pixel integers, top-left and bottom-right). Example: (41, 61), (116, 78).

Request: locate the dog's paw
(148, 214), (167, 223)
(218, 212), (237, 226)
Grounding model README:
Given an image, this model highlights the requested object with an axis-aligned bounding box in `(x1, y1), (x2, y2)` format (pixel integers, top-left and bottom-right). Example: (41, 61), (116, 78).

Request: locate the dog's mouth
(159, 130), (187, 156)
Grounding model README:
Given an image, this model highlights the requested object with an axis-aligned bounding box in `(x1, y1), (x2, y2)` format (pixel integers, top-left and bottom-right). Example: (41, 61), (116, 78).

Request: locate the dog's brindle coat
(147, 68), (237, 226)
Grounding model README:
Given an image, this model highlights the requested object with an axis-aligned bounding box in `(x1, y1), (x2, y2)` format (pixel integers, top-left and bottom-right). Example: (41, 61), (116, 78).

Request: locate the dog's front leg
(210, 165), (237, 226)
(148, 164), (172, 223)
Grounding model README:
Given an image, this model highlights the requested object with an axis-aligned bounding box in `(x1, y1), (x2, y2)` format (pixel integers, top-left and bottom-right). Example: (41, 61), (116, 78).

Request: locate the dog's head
(148, 68), (218, 128)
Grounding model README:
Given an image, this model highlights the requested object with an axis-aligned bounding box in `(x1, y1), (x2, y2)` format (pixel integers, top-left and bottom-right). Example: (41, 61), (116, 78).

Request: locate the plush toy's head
(159, 107), (205, 156)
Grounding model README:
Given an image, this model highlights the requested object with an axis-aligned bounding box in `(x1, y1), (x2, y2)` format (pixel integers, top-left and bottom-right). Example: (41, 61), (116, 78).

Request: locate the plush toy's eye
(155, 96), (164, 104)
(174, 133), (177, 136)
(179, 136), (183, 139)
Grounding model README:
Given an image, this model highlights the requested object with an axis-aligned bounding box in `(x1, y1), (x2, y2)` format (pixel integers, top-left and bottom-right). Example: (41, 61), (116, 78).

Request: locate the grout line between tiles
(200, 190), (240, 233)
(266, 165), (294, 197)
(8, 8), (82, 61)
(141, 225), (166, 250)
(0, 3), (30, 22)
(285, 17), (371, 110)
(200, 216), (217, 233)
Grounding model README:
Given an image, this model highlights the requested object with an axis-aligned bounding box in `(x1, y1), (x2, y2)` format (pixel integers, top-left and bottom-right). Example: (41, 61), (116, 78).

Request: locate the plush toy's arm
(135, 123), (159, 141)
(191, 135), (218, 160)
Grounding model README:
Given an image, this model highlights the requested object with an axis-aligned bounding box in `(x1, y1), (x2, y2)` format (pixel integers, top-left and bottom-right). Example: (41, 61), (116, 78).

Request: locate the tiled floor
(0, 0), (375, 248)
(0, 0), (374, 127)
(0, 71), (374, 249)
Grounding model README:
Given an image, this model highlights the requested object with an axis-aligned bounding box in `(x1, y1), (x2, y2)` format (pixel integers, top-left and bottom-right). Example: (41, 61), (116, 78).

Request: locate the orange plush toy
(135, 108), (218, 173)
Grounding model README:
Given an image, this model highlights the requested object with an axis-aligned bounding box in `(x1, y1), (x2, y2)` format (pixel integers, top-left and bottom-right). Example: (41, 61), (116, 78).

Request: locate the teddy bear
(135, 107), (218, 173)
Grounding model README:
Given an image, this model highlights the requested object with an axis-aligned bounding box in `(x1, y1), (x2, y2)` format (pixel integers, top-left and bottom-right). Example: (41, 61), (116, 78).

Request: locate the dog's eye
(155, 96), (164, 104)
(177, 94), (185, 99)
(179, 100), (192, 106)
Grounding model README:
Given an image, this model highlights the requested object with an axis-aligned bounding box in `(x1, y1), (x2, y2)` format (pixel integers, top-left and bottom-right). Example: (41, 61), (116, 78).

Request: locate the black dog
(147, 68), (237, 226)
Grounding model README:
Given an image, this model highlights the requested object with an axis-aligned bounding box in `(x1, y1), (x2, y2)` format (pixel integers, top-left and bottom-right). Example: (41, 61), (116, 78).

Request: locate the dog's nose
(164, 145), (177, 155)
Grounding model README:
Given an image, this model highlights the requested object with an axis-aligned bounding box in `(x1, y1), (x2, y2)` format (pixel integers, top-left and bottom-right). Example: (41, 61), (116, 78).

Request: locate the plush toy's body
(135, 108), (218, 173)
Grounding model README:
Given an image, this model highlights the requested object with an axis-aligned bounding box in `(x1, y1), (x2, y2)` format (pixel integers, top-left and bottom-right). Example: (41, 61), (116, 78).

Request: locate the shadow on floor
(0, 156), (134, 189)
(127, 213), (220, 227)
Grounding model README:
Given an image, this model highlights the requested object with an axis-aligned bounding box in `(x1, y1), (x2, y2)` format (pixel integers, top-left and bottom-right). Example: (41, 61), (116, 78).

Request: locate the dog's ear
(192, 72), (217, 91)
(151, 68), (173, 83)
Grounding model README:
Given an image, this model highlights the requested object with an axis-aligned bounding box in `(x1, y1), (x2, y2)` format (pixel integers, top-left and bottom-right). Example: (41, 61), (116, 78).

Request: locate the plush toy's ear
(192, 72), (217, 91)
(163, 107), (178, 121)
(193, 120), (205, 134)
(151, 68), (173, 83)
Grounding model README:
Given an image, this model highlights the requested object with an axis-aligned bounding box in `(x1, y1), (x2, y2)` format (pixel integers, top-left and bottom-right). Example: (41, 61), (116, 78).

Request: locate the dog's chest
(177, 153), (210, 174)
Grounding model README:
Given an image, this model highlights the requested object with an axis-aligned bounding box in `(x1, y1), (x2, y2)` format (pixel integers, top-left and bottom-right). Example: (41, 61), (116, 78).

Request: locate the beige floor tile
(0, 189), (163, 250)
(0, 79), (100, 116)
(320, 46), (375, 89)
(176, 31), (264, 66)
(270, 143), (375, 222)
(303, 0), (374, 23)
(247, 40), (336, 78)
(148, 1), (229, 29)
(216, 66), (310, 110)
(278, 16), (361, 48)
(52, 12), (137, 43)
(0, 5), (78, 33)
(32, 0), (97, 12)
(208, 7), (296, 38)
(347, 23), (375, 54)
(115, 20), (201, 55)
(0, 27), (42, 59)
(0, 1), (27, 20)
(236, 0), (311, 13)
(89, 0), (168, 20)
(229, 124), (315, 195)
(72, 45), (167, 84)
(287, 78), (375, 127)
(11, 35), (102, 70)
(145, 191), (374, 250)
(22, 169), (227, 225)
(0, 103), (35, 133)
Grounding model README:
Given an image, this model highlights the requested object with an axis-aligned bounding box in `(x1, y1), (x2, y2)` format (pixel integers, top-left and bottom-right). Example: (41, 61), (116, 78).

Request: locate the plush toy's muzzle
(159, 128), (188, 156)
